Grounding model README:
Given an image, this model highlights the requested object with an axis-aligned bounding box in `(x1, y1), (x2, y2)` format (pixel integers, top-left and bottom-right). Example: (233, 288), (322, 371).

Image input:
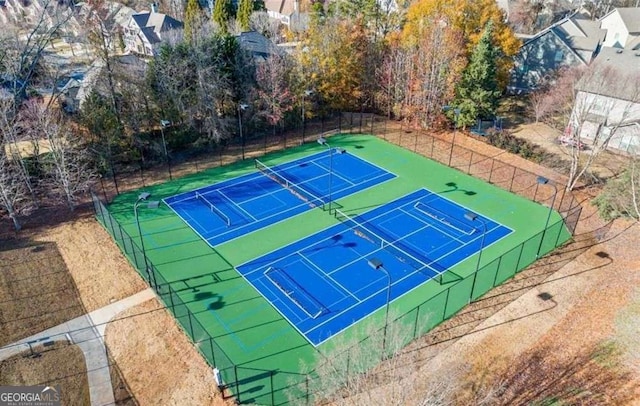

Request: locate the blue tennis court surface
(163, 150), (395, 247)
(236, 188), (513, 346)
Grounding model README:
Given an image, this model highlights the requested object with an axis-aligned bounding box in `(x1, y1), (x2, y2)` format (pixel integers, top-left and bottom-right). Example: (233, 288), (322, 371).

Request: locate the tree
(291, 312), (465, 405)
(236, 0), (253, 32)
(593, 158), (640, 221)
(0, 146), (32, 231)
(184, 0), (203, 43)
(22, 101), (96, 210)
(402, 0), (520, 87)
(212, 0), (233, 32)
(453, 21), (501, 128)
(552, 64), (640, 190)
(254, 53), (295, 146)
(298, 16), (370, 113)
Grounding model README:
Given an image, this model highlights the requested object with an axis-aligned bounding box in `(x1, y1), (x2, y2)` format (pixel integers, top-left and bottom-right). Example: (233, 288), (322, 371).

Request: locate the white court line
(398, 207), (466, 244)
(310, 160), (355, 186)
(297, 251), (360, 301)
(256, 278), (304, 324)
(216, 189), (257, 221)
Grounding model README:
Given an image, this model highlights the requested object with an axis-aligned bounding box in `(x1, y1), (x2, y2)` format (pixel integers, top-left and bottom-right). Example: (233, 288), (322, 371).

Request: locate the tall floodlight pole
(536, 176), (558, 258)
(318, 137), (333, 213)
(238, 103), (249, 160)
(302, 90), (314, 143)
(368, 258), (390, 357)
(464, 212), (487, 302)
(160, 120), (172, 181)
(443, 105), (461, 167)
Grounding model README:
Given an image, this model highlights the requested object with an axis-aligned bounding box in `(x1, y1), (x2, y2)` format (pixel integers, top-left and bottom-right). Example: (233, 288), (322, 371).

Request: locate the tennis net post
(195, 191), (231, 226)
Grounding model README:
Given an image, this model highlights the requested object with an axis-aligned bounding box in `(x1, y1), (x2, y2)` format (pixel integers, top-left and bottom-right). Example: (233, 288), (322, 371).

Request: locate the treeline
(0, 0), (520, 230)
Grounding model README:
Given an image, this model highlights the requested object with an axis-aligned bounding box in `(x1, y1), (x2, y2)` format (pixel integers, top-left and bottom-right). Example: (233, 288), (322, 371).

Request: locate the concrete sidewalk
(0, 288), (155, 406)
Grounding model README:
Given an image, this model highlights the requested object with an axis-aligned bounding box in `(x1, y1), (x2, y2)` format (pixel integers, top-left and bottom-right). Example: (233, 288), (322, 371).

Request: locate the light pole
(134, 192), (160, 290)
(368, 257), (390, 356)
(536, 176), (558, 258)
(237, 103), (249, 160)
(443, 105), (461, 167)
(302, 89), (313, 143)
(160, 120), (172, 181)
(464, 212), (487, 302)
(317, 137), (346, 214)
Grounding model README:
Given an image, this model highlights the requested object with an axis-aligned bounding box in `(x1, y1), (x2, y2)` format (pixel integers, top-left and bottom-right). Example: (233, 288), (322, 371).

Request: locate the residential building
(264, 0), (308, 32)
(570, 47), (640, 155)
(599, 7), (640, 49)
(509, 12), (605, 92)
(123, 6), (183, 57)
(236, 31), (282, 61)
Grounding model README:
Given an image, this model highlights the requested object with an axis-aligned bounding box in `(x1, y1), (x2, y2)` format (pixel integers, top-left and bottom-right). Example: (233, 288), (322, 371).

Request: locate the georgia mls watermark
(0, 386), (61, 406)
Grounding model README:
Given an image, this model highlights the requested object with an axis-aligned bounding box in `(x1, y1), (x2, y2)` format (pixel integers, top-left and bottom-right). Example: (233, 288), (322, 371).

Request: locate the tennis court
(163, 150), (395, 247)
(100, 134), (573, 405)
(237, 188), (512, 345)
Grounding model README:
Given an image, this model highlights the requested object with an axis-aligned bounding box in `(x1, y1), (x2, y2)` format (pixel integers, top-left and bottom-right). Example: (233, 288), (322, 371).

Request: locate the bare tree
(291, 313), (464, 406)
(255, 53), (295, 145)
(0, 148), (32, 231)
(21, 101), (96, 210)
(563, 63), (640, 190)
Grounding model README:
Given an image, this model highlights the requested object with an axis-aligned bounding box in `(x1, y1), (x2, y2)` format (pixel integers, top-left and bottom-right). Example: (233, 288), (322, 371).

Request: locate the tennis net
(255, 159), (322, 208)
(195, 191), (231, 226)
(334, 209), (428, 271)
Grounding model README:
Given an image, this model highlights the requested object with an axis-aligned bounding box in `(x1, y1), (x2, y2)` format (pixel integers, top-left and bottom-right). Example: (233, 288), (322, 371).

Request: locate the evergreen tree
(453, 20), (502, 128)
(184, 0), (201, 43)
(237, 0), (253, 32)
(212, 0), (233, 32)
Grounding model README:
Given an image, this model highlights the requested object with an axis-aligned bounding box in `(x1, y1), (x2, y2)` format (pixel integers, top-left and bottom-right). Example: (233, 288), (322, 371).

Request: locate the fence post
(209, 337), (216, 366)
(187, 311), (194, 340)
(514, 242), (526, 272)
(493, 256), (503, 287)
(305, 374), (310, 405)
(443, 287), (451, 320)
(270, 370), (275, 406)
(488, 159), (495, 183)
(413, 306), (420, 339)
(509, 167), (517, 192)
(234, 365), (241, 403)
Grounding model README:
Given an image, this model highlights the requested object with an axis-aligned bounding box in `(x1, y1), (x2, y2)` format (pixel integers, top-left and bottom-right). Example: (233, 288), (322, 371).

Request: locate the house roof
(265, 0), (296, 16)
(554, 16), (606, 54)
(236, 31), (280, 59)
(131, 11), (183, 45)
(580, 47), (640, 101)
(614, 7), (640, 33)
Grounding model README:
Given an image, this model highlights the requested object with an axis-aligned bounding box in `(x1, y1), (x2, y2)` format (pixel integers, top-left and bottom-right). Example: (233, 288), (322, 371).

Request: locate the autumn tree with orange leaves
(402, 0), (520, 88)
(298, 16), (371, 115)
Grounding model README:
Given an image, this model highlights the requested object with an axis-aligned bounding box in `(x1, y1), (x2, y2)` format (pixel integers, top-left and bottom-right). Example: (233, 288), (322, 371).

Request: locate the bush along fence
(92, 114), (582, 405)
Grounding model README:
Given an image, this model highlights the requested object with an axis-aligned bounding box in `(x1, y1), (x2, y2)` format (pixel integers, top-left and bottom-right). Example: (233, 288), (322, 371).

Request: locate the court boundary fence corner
(91, 111), (583, 405)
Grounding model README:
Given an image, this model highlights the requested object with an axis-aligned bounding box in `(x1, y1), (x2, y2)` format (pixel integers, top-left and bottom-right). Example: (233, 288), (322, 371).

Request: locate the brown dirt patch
(104, 299), (232, 406)
(0, 240), (84, 346)
(0, 341), (90, 406)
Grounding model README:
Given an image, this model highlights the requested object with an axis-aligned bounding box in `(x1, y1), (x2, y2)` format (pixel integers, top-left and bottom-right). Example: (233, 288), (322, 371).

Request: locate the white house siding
(600, 11), (629, 48)
(574, 91), (640, 155)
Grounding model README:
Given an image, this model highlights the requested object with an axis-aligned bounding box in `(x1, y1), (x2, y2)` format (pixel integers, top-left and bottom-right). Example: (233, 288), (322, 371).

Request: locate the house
(236, 31), (282, 61)
(264, 0), (308, 32)
(123, 6), (183, 57)
(599, 7), (640, 50)
(570, 48), (640, 155)
(509, 12), (606, 92)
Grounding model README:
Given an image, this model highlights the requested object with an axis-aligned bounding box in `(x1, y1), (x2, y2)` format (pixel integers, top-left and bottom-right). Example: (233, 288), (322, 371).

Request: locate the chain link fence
(92, 113), (582, 405)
